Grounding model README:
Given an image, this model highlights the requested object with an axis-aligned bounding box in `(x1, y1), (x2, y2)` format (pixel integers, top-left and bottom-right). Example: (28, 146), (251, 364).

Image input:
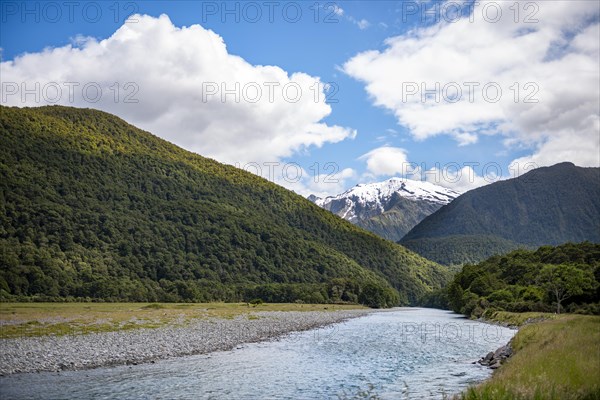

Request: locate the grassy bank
(481, 310), (557, 326)
(458, 313), (600, 400)
(0, 302), (366, 339)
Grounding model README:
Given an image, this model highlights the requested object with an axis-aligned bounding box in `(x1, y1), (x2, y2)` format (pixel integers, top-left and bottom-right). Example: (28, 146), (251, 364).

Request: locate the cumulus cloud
(296, 167), (357, 198)
(510, 129), (600, 169)
(343, 1), (600, 168)
(359, 146), (410, 176)
(0, 14), (356, 166)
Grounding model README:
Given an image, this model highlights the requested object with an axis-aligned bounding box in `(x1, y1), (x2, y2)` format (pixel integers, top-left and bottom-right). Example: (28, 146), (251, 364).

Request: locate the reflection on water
(0, 308), (515, 399)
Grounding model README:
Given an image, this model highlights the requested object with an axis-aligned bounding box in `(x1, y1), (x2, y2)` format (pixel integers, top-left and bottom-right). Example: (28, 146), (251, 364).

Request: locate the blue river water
(0, 308), (514, 399)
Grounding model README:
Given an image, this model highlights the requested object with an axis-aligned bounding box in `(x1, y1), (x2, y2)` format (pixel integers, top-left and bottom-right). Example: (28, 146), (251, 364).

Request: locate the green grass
(0, 302), (366, 339)
(458, 313), (600, 400)
(482, 310), (557, 326)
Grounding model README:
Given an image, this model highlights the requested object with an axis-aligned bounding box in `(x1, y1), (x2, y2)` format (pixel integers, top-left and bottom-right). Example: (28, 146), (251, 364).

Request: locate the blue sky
(2, 1), (599, 196)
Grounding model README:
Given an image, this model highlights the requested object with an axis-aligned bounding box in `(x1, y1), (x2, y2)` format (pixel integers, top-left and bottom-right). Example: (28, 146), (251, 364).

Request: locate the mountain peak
(327, 178), (461, 207)
(309, 178), (462, 242)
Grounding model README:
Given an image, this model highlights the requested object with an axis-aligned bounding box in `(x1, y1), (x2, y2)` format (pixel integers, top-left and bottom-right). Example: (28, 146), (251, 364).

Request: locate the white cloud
(343, 1), (600, 168)
(453, 131), (478, 146)
(297, 167), (357, 198)
(336, 12), (371, 31)
(355, 19), (371, 30)
(345, 14), (370, 30)
(422, 166), (491, 192)
(69, 34), (95, 48)
(510, 129), (600, 171)
(359, 146), (410, 176)
(0, 14), (356, 166)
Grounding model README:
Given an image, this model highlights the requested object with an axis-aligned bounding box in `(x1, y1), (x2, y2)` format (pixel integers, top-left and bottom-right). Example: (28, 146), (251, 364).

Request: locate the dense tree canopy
(433, 242), (600, 317)
(539, 264), (596, 313)
(0, 105), (448, 307)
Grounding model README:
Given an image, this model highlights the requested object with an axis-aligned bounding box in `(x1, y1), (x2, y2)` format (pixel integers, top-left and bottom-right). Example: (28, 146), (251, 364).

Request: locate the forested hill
(400, 162), (600, 266)
(444, 242), (600, 317)
(0, 106), (449, 307)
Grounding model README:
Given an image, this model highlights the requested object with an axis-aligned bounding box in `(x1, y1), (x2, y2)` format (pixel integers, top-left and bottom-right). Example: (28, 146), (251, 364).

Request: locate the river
(0, 308), (515, 399)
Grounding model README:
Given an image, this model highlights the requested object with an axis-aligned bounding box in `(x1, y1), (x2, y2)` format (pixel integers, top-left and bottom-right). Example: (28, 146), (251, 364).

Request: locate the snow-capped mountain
(309, 178), (461, 242)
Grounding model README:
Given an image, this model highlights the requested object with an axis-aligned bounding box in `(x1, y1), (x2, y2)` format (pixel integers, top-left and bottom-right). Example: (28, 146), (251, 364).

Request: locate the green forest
(401, 234), (525, 267)
(421, 242), (600, 316)
(0, 105), (450, 307)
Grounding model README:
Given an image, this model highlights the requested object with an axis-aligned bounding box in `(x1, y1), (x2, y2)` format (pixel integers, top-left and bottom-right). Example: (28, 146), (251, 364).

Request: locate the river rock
(479, 351), (495, 366)
(478, 343), (512, 368)
(495, 344), (512, 360)
(0, 309), (373, 375)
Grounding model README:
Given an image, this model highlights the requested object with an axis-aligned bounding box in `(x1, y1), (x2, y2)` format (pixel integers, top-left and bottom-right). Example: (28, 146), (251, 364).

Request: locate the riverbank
(0, 308), (514, 399)
(0, 303), (372, 375)
(478, 310), (556, 328)
(458, 312), (600, 399)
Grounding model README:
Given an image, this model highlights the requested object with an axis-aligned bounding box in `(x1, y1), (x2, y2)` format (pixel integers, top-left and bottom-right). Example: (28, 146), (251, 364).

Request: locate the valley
(1, 1), (599, 398)
(1, 105), (599, 399)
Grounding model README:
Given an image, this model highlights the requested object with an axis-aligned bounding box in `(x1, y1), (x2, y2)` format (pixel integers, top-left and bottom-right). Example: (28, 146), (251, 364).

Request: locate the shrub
(488, 289), (514, 303)
(249, 298), (263, 306)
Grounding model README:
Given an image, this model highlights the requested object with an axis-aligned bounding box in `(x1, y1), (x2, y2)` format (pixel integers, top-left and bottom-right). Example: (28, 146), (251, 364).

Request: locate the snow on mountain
(309, 178), (462, 242)
(313, 178), (461, 221)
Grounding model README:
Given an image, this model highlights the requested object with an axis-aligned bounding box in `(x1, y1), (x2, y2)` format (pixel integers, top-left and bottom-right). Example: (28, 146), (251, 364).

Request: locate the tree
(539, 264), (596, 313)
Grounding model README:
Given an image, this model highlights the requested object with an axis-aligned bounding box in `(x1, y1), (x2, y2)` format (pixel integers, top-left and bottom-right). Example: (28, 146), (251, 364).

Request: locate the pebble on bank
(0, 310), (372, 375)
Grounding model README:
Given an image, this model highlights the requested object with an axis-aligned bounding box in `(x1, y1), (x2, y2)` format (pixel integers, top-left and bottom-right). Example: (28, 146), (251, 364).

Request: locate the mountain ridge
(310, 178), (461, 242)
(400, 162), (600, 265)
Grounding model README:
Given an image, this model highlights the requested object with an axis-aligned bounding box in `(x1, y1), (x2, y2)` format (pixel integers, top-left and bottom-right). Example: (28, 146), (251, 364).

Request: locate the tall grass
(458, 314), (600, 400)
(482, 311), (556, 326)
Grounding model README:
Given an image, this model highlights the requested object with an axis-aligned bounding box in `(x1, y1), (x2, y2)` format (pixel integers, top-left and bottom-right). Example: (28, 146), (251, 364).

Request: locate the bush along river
(0, 308), (515, 399)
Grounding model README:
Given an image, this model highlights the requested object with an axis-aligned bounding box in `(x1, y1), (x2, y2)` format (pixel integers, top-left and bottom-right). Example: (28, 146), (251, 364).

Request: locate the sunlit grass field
(458, 313), (600, 400)
(0, 302), (366, 339)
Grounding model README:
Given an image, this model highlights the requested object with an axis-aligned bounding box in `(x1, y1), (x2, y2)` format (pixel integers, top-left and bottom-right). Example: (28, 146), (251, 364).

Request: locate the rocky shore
(477, 342), (513, 369)
(470, 316), (518, 370)
(0, 309), (372, 375)
(473, 314), (551, 370)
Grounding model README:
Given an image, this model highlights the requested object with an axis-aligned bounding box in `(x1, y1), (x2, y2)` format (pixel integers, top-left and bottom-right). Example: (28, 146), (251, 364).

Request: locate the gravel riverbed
(0, 309), (372, 375)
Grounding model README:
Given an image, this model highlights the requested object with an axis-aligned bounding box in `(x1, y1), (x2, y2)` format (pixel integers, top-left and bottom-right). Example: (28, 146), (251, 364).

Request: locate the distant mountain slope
(400, 163), (600, 265)
(310, 178), (461, 242)
(0, 106), (449, 306)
